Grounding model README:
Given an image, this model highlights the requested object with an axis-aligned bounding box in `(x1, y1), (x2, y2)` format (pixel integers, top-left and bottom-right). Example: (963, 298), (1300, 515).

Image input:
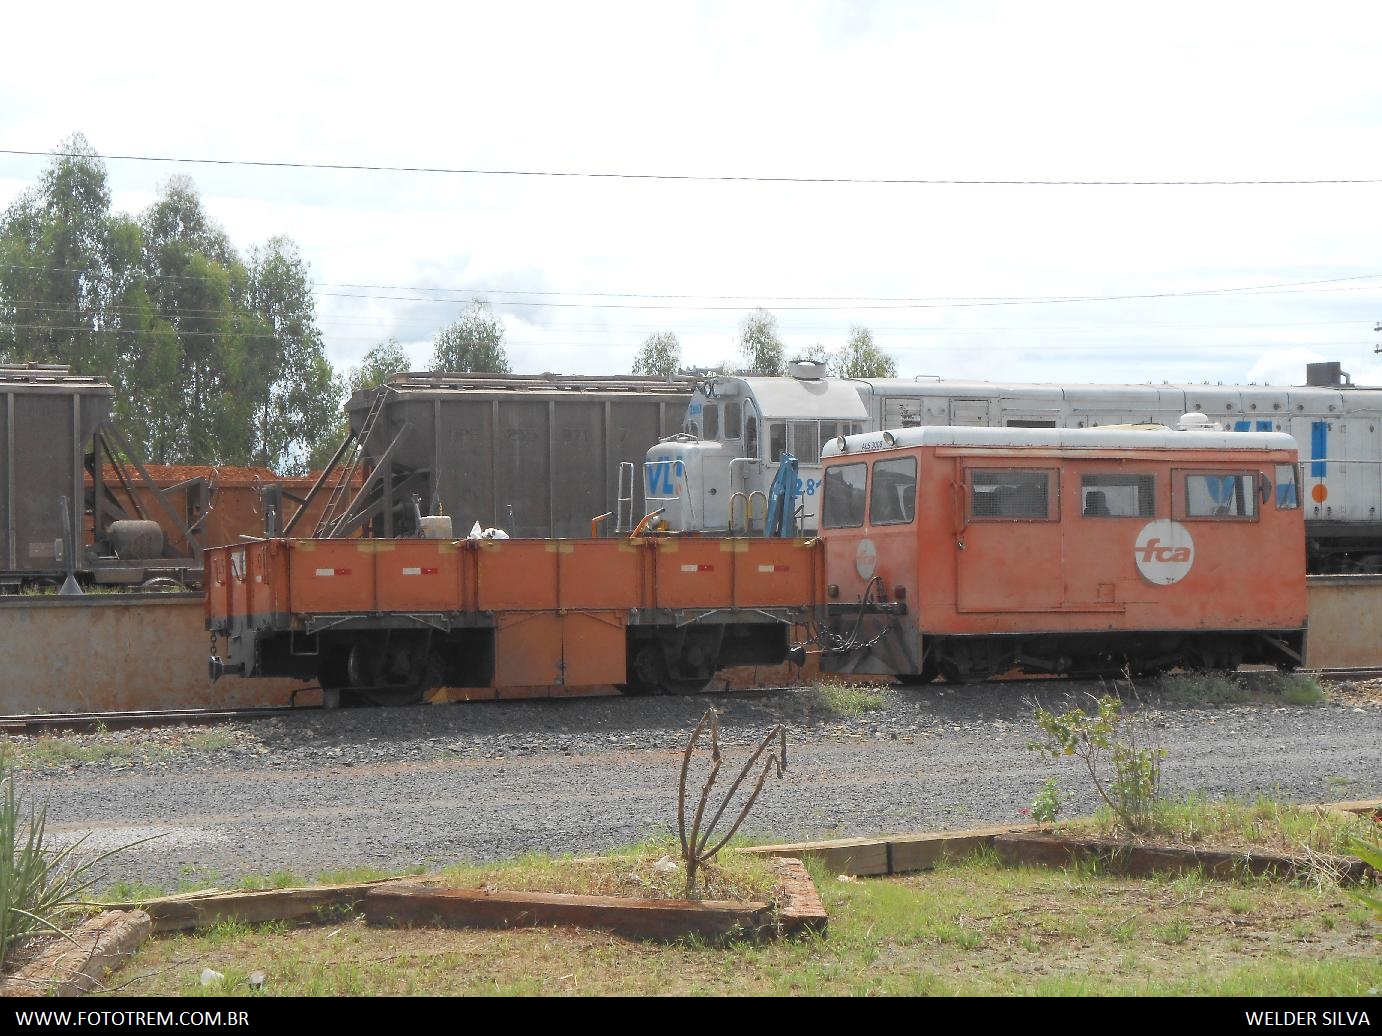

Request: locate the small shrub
(1027, 694), (1165, 835)
(1030, 779), (1063, 824)
(807, 681), (889, 718)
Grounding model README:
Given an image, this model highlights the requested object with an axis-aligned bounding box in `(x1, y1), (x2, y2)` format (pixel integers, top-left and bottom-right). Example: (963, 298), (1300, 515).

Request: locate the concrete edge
(0, 910), (151, 998)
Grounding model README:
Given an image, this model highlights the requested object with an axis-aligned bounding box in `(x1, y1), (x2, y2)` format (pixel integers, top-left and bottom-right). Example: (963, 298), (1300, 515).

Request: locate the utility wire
(1, 148), (1379, 187)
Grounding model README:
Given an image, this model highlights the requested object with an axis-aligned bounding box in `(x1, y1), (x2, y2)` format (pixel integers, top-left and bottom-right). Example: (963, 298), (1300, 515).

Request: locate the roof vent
(1306, 361), (1351, 387)
(1176, 412), (1223, 432)
(789, 360), (827, 380)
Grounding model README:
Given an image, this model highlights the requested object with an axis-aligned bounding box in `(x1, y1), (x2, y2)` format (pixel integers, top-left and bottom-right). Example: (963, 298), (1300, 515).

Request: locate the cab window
(703, 404), (719, 439)
(968, 469), (1056, 520)
(1081, 474), (1155, 517)
(723, 401), (742, 440)
(869, 457), (917, 525)
(789, 421), (821, 464)
(1177, 471), (1257, 519)
(822, 463), (867, 528)
(769, 422), (786, 460)
(1275, 464), (1299, 509)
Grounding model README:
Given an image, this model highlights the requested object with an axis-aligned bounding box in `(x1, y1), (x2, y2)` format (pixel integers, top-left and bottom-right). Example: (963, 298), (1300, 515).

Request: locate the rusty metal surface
(1, 371), (112, 577)
(344, 374), (689, 538)
(1305, 574), (1382, 668)
(0, 594), (310, 713)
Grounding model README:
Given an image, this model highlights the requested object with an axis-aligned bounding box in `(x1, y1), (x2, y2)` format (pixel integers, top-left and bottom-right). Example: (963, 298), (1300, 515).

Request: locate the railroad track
(1, 669), (1372, 736)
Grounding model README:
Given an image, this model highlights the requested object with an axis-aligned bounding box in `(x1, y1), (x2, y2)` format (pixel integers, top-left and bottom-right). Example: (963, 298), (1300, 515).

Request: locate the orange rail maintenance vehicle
(206, 534), (821, 704)
(815, 426), (1308, 684)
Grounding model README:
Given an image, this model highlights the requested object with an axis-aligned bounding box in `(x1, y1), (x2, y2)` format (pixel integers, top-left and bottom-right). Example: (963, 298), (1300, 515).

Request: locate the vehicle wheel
(619, 643), (665, 696)
(896, 654), (940, 686)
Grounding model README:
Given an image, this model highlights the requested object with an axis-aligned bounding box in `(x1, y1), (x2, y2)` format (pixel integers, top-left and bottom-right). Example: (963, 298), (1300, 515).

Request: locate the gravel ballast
(12, 680), (1381, 890)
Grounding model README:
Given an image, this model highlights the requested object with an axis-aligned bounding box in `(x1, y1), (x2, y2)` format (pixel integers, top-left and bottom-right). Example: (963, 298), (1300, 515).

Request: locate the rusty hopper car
(319, 373), (689, 540)
(206, 535), (820, 704)
(0, 365), (200, 589)
(816, 426), (1308, 683)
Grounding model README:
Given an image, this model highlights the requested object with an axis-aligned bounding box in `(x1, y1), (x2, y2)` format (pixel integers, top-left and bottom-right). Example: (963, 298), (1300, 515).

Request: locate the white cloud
(3, 0), (1382, 389)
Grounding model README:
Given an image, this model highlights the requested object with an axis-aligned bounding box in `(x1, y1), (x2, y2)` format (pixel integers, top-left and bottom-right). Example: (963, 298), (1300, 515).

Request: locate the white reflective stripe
(680, 564), (698, 573)
(758, 564), (781, 573)
(315, 568), (335, 577)
(402, 567), (421, 576)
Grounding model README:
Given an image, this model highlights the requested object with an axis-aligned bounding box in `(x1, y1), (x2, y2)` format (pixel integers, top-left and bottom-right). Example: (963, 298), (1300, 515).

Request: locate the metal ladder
(315, 386), (388, 537)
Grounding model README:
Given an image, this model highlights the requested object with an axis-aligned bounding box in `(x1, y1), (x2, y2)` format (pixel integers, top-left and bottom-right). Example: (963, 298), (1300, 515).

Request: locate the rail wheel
(619, 643), (665, 696)
(896, 654), (940, 686)
(936, 642), (1001, 685)
(347, 641), (441, 708)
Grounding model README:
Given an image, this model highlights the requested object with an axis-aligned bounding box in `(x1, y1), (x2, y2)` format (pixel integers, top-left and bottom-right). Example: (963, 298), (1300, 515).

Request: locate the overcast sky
(4, 0), (1382, 388)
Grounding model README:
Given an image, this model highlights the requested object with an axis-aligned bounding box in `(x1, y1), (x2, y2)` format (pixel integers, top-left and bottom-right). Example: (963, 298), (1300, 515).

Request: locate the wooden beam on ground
(109, 881), (398, 934)
(992, 832), (1375, 883)
(363, 884), (773, 943)
(1, 910), (151, 997)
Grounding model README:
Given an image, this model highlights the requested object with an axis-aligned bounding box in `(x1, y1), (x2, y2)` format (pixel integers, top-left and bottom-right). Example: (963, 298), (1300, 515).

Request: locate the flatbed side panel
(652, 538), (736, 609)
(285, 540), (379, 614)
(557, 539), (646, 610)
(728, 537), (822, 608)
(474, 540), (560, 611)
(374, 539), (466, 613)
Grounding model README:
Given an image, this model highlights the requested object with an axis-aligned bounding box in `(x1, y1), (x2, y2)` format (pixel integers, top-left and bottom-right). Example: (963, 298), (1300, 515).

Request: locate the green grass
(805, 681), (890, 718)
(1076, 792), (1375, 856)
(98, 849), (1380, 997)
(439, 838), (780, 902)
(1156, 671), (1328, 706)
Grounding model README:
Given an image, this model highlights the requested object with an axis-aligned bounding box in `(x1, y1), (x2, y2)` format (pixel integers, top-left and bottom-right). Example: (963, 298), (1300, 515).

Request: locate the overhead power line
(1, 148), (1379, 187)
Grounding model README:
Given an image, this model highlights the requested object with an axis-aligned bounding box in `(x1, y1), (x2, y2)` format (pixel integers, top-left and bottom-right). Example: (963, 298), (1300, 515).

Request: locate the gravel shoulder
(10, 679), (1381, 891)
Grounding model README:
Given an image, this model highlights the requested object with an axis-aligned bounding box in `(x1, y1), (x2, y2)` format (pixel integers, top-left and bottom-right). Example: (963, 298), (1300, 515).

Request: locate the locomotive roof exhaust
(1305, 361), (1352, 388)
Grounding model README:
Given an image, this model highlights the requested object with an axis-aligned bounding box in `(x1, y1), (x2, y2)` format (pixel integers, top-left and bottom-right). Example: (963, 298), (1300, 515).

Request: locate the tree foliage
(347, 338), (411, 393)
(738, 308), (786, 377)
(830, 325), (897, 379)
(0, 140), (341, 473)
(631, 331), (681, 377)
(431, 300), (511, 373)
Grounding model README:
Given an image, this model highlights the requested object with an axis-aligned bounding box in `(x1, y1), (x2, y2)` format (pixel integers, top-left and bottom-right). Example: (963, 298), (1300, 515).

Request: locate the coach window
(1274, 464), (1299, 509)
(1080, 474), (1155, 517)
(968, 469), (1056, 520)
(1177, 471), (1258, 519)
(723, 401), (742, 440)
(790, 421), (822, 465)
(822, 463), (868, 528)
(703, 404), (720, 440)
(869, 457), (917, 525)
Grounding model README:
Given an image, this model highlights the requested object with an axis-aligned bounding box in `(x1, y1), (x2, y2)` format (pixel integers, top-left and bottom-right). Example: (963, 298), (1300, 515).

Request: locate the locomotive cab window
(869, 457), (917, 525)
(1275, 464), (1299, 509)
(967, 469), (1056, 520)
(822, 463), (868, 528)
(723, 401), (742, 440)
(1080, 474), (1155, 518)
(703, 404), (719, 440)
(1177, 471), (1258, 519)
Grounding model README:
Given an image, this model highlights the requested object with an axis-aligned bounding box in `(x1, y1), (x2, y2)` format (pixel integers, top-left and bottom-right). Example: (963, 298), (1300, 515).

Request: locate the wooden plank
(111, 882), (391, 934)
(888, 832), (997, 874)
(2, 910), (151, 998)
(993, 832), (1375, 883)
(772, 858), (827, 938)
(742, 836), (890, 876)
(364, 884), (772, 943)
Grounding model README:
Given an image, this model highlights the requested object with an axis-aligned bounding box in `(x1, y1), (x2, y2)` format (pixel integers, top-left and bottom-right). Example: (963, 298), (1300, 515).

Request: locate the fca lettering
(1138, 538), (1190, 563)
